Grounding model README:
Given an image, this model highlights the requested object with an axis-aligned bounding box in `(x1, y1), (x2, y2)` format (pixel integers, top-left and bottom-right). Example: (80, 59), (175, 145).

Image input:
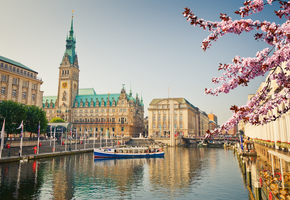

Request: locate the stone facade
(148, 98), (209, 137)
(43, 15), (144, 137)
(0, 55), (43, 107)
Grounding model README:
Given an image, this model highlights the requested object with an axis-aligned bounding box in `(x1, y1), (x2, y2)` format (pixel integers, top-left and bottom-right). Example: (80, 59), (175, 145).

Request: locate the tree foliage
(0, 100), (48, 137)
(183, 0), (290, 134)
(50, 117), (65, 123)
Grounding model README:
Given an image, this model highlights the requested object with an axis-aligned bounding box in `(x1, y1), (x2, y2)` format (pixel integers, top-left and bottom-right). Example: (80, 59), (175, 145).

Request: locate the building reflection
(0, 148), (223, 199)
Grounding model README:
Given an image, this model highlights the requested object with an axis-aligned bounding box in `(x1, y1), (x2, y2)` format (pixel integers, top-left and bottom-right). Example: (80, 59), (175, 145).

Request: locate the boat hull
(94, 150), (165, 158)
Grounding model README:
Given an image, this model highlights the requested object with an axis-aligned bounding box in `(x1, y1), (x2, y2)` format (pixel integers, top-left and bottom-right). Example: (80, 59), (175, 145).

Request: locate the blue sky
(0, 0), (283, 125)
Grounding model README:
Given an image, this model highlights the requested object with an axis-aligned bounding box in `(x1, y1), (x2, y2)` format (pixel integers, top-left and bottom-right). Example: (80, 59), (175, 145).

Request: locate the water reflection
(0, 148), (249, 199)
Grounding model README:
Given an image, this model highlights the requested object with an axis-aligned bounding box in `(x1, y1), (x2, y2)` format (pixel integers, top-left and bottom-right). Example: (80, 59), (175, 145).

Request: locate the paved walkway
(0, 138), (116, 164)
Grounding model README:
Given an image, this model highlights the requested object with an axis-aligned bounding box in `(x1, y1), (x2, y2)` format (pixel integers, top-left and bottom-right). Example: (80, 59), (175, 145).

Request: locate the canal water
(0, 147), (250, 199)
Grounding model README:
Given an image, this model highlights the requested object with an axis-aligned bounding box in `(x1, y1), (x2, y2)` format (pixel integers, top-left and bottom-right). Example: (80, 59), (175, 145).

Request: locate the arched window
(121, 127), (124, 131)
(95, 127), (98, 131)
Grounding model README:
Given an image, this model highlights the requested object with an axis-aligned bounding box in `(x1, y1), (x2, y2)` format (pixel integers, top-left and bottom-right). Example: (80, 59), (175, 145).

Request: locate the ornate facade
(43, 15), (144, 137)
(0, 55), (43, 106)
(148, 98), (209, 137)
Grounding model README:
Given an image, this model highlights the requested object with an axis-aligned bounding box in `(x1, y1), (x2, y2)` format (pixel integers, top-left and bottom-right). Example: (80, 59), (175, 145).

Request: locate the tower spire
(62, 11), (77, 65)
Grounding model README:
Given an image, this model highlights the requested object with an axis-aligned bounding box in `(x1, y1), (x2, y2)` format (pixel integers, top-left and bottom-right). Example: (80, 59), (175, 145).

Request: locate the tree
(183, 0), (290, 133)
(0, 100), (48, 137)
(0, 100), (26, 137)
(50, 117), (65, 123)
(25, 105), (48, 136)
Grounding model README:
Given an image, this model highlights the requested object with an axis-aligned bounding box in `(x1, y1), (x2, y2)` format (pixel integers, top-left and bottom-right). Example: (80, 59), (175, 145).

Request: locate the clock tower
(57, 12), (79, 122)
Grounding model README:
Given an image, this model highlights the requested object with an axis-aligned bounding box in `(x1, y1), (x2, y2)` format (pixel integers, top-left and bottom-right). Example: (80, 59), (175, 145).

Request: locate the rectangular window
(174, 116), (177, 121)
(112, 118), (115, 122)
(1, 75), (6, 82)
(101, 109), (104, 113)
(112, 127), (115, 132)
(13, 78), (17, 85)
(17, 68), (19, 73)
(1, 87), (6, 95)
(180, 124), (183, 129)
(32, 94), (35, 101)
(33, 84), (36, 89)
(158, 116), (161, 121)
(13, 67), (15, 71)
(9, 66), (12, 70)
(0, 63), (3, 68)
(153, 116), (155, 121)
(174, 124), (177, 128)
(23, 81), (27, 87)
(153, 111), (155, 114)
(24, 71), (26, 75)
(12, 89), (16, 97)
(163, 111), (166, 114)
(112, 109), (115, 112)
(153, 124), (156, 129)
(180, 116), (183, 121)
(163, 116), (166, 121)
(123, 109), (126, 112)
(163, 124), (166, 129)
(4, 64), (7, 69)
(120, 109), (122, 112)
(95, 109), (98, 113)
(180, 110), (183, 114)
(22, 92), (26, 99)
(20, 69), (23, 74)
(90, 109), (93, 113)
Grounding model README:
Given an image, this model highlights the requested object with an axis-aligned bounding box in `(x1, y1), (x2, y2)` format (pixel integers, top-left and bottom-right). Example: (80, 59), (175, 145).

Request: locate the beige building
(0, 55), (43, 106)
(148, 98), (203, 137)
(43, 15), (144, 137)
(242, 62), (290, 147)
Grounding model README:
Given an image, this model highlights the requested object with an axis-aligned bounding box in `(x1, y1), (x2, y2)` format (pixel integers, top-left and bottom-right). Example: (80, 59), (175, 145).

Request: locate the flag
(17, 121), (24, 138)
(168, 87), (172, 93)
(37, 122), (40, 138)
(240, 135), (244, 150)
(1, 119), (5, 141)
(16, 121), (23, 129)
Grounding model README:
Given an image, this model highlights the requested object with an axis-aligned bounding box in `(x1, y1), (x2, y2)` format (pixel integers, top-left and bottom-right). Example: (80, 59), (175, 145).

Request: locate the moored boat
(94, 146), (165, 158)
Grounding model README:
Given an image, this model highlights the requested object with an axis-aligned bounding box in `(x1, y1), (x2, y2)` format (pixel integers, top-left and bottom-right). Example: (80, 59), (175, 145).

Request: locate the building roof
(78, 88), (97, 95)
(42, 88), (143, 108)
(0, 55), (37, 73)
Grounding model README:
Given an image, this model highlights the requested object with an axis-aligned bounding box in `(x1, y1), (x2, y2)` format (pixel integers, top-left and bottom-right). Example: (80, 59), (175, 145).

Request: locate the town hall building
(43, 14), (144, 138)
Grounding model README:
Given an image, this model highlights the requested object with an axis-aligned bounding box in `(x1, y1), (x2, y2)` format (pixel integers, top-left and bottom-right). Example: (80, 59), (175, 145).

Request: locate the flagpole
(106, 129), (107, 147)
(50, 125), (52, 146)
(37, 122), (40, 155)
(20, 123), (23, 156)
(84, 130), (86, 149)
(100, 131), (102, 148)
(93, 128), (95, 149)
(75, 128), (77, 150)
(53, 127), (56, 153)
(0, 119), (5, 159)
(61, 126), (63, 146)
(65, 130), (67, 152)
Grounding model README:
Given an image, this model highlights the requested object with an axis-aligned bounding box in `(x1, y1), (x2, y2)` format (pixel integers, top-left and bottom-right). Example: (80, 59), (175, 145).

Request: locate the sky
(0, 0), (284, 125)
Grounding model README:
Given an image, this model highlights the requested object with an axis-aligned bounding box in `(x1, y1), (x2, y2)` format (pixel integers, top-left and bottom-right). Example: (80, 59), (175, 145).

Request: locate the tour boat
(94, 146), (165, 158)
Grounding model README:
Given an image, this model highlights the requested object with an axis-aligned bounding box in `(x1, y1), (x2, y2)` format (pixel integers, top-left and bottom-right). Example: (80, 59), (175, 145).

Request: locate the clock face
(62, 82), (68, 88)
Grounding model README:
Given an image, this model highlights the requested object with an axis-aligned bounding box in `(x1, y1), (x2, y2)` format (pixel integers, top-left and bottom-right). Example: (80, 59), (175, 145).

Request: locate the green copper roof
(0, 55), (37, 73)
(78, 88), (97, 95)
(62, 15), (76, 64)
(42, 96), (57, 108)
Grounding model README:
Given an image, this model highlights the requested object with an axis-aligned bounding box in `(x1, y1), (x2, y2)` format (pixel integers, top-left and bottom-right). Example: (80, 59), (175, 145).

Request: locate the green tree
(50, 117), (65, 123)
(25, 105), (48, 136)
(0, 100), (27, 137)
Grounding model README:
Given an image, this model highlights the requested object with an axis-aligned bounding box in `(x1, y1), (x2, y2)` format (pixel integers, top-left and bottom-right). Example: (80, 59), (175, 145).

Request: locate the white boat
(94, 146), (165, 158)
